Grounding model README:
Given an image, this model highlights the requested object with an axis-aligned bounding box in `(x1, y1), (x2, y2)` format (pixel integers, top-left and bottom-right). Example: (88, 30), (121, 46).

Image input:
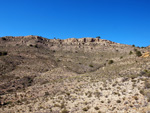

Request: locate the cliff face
(0, 35), (150, 113)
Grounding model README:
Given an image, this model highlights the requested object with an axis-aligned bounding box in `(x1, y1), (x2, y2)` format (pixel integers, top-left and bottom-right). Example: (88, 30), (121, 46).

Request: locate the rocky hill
(0, 35), (150, 113)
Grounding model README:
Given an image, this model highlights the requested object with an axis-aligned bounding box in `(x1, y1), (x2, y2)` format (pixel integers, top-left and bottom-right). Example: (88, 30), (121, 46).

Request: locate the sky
(0, 0), (150, 47)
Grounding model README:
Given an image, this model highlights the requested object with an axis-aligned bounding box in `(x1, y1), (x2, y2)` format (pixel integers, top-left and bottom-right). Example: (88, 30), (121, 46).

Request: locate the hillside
(0, 35), (150, 113)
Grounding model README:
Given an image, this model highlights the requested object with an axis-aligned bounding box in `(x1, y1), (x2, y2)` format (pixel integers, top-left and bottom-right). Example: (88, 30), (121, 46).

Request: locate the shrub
(89, 64), (93, 67)
(29, 44), (33, 47)
(61, 109), (69, 113)
(94, 106), (99, 110)
(34, 44), (38, 48)
(134, 48), (137, 52)
(136, 51), (142, 57)
(0, 51), (7, 56)
(129, 51), (133, 55)
(45, 92), (50, 96)
(140, 89), (144, 95)
(2, 37), (6, 40)
(96, 36), (101, 39)
(82, 107), (89, 111)
(132, 44), (135, 47)
(108, 60), (114, 64)
(116, 100), (121, 103)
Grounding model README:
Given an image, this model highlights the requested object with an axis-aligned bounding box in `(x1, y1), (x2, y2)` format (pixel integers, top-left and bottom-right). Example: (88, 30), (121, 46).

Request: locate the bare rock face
(62, 37), (117, 45)
(64, 38), (78, 43)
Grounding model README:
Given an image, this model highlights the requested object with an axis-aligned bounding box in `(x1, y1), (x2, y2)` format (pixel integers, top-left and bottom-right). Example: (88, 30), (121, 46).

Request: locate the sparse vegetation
(134, 48), (137, 52)
(82, 106), (89, 111)
(1, 37), (6, 40)
(96, 36), (101, 39)
(89, 64), (93, 67)
(0, 51), (7, 56)
(136, 51), (142, 57)
(129, 51), (133, 55)
(61, 109), (69, 113)
(94, 106), (99, 110)
(0, 35), (150, 113)
(108, 60), (114, 64)
(116, 100), (121, 103)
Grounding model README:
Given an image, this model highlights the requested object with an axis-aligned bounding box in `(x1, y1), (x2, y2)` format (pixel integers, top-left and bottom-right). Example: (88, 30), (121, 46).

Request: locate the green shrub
(129, 51), (133, 55)
(136, 51), (142, 57)
(108, 60), (114, 64)
(120, 56), (123, 59)
(89, 64), (93, 67)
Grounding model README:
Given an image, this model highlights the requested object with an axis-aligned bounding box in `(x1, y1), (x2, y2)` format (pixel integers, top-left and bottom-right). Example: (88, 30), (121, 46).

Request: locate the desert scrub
(82, 106), (90, 111)
(135, 51), (142, 57)
(116, 100), (121, 103)
(140, 89), (144, 95)
(108, 60), (114, 64)
(129, 51), (133, 55)
(0, 51), (7, 56)
(133, 96), (138, 100)
(61, 109), (69, 113)
(89, 64), (93, 67)
(61, 102), (65, 109)
(94, 106), (99, 110)
(1, 37), (6, 40)
(130, 75), (138, 79)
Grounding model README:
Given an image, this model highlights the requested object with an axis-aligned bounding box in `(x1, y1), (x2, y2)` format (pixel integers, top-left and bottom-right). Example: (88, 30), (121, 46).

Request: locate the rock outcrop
(142, 52), (150, 57)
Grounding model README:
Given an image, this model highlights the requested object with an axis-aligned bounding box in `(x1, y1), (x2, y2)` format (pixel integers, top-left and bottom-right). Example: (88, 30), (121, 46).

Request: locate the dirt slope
(0, 36), (150, 113)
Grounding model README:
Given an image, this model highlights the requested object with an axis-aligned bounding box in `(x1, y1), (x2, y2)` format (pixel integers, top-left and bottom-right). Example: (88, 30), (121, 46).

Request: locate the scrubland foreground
(0, 36), (150, 113)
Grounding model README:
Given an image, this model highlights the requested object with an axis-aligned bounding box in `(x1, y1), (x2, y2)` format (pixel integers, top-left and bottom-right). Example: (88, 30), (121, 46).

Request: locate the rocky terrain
(0, 35), (150, 113)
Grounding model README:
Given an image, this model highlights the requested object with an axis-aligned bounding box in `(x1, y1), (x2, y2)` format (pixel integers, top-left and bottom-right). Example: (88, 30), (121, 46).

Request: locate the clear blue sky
(0, 0), (150, 47)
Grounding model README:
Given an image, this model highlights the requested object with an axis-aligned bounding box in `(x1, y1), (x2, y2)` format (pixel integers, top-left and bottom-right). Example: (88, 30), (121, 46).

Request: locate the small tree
(96, 36), (101, 39)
